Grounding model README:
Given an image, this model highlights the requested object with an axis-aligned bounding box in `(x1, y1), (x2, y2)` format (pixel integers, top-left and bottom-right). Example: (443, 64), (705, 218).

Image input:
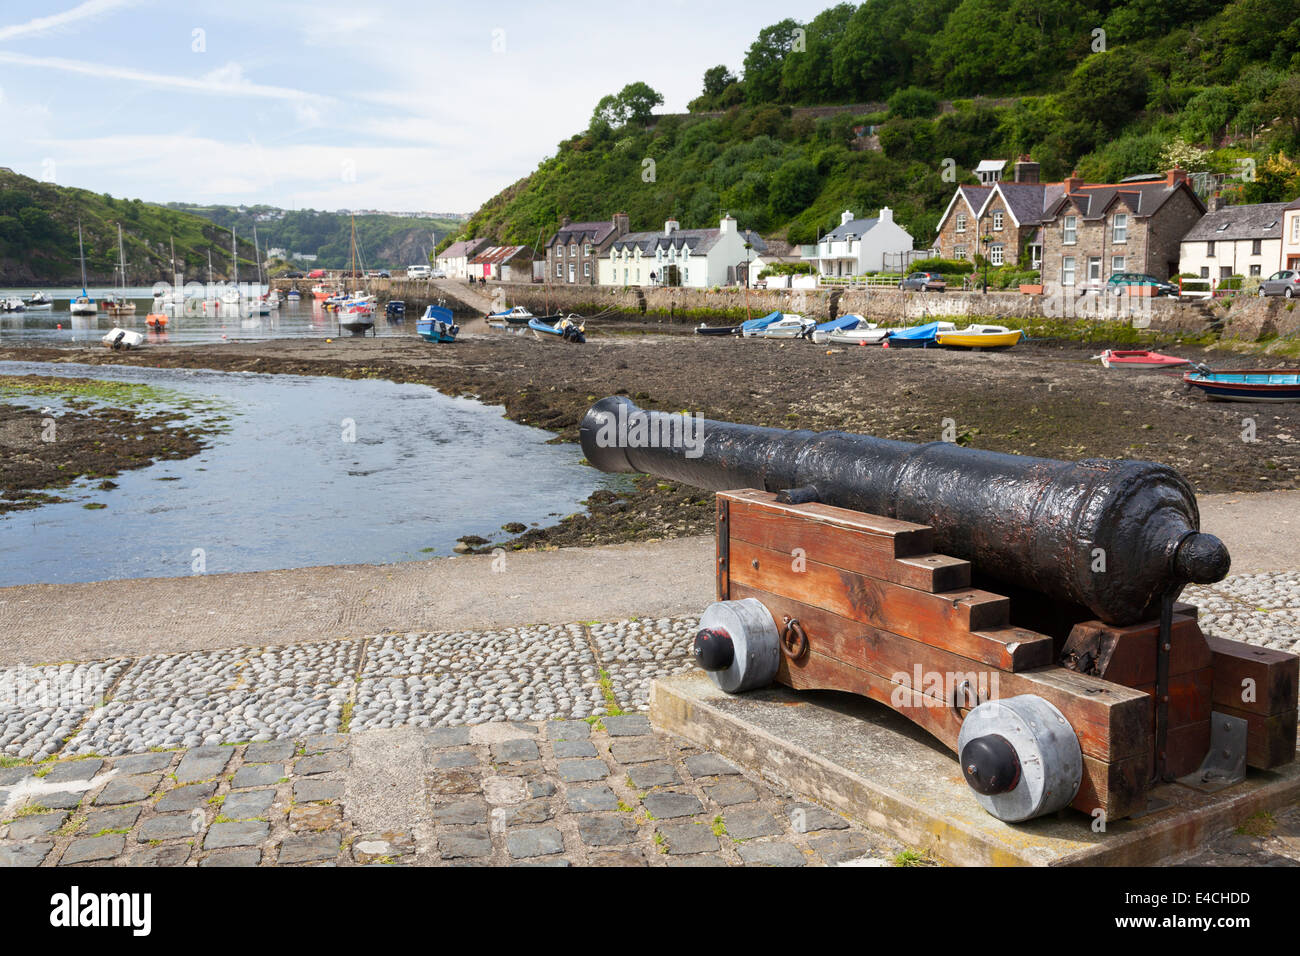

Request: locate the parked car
(308, 269), (328, 279)
(430, 269), (447, 279)
(282, 270), (305, 279)
(406, 265), (431, 279)
(367, 270), (391, 279)
(899, 272), (946, 292)
(1104, 272), (1178, 297)
(1259, 270), (1300, 298)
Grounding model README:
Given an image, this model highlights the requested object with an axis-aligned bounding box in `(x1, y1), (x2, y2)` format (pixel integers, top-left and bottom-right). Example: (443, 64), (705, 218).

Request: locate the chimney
(1064, 171), (1083, 193)
(719, 214), (735, 234)
(1166, 166), (1188, 186)
(664, 219), (679, 236)
(1014, 156), (1040, 184)
(840, 209), (854, 226)
(613, 212), (630, 236)
(879, 206), (893, 223)
(561, 216), (571, 228)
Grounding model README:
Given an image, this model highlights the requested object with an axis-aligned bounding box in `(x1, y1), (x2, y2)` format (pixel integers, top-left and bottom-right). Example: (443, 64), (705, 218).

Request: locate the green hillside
(167, 205), (463, 271)
(461, 0), (1300, 252)
(0, 169), (258, 286)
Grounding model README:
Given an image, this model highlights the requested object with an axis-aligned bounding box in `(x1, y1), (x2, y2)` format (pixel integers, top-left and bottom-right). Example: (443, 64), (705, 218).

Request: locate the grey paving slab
(60, 834), (125, 865)
(205, 821), (270, 849)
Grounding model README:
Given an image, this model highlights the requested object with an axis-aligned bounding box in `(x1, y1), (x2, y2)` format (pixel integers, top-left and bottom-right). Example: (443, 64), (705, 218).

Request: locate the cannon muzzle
(580, 396), (1229, 626)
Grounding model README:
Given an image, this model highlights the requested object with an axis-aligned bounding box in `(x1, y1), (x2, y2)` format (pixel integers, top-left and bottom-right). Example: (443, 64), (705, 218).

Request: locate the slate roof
(608, 228), (766, 257)
(994, 182), (1053, 226)
(438, 238), (490, 260)
(1182, 203), (1287, 242)
(470, 245), (534, 265)
(550, 220), (619, 248)
(1046, 180), (1199, 220)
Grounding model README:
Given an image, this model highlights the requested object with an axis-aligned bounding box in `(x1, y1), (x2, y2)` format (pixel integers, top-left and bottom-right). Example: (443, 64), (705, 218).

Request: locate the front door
(1088, 257), (1102, 283)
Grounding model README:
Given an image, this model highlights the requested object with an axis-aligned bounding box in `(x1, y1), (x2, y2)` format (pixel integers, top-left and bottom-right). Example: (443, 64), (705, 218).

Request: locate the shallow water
(0, 286), (409, 347)
(0, 361), (610, 586)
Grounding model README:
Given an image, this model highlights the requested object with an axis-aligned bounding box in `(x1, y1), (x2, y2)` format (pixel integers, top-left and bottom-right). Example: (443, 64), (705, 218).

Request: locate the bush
(888, 86), (941, 119)
(910, 256), (974, 274)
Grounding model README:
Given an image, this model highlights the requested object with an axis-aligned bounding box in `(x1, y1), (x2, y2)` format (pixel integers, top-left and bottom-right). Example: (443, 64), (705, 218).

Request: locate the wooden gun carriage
(581, 398), (1299, 823)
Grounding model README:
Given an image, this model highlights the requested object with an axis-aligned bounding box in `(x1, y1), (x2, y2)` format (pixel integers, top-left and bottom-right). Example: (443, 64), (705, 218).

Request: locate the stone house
(435, 238), (491, 280)
(544, 214), (630, 285)
(1178, 202), (1288, 282)
(933, 157), (1045, 268)
(468, 245), (536, 283)
(598, 216), (766, 288)
(1039, 169), (1205, 288)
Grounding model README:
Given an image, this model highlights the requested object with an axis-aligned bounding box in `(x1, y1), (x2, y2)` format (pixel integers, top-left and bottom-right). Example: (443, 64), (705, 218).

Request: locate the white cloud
(0, 0), (146, 43)
(0, 52), (326, 103)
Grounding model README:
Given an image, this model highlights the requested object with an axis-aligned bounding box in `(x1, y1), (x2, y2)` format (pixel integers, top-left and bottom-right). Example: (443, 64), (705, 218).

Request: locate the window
(955, 213), (967, 233)
(1063, 216), (1077, 245)
(1206, 241), (1215, 256)
(954, 245), (967, 260)
(1112, 256), (1125, 274)
(990, 244), (1004, 266)
(1112, 213), (1128, 243)
(1293, 218), (1300, 243)
(570, 243), (577, 256)
(1220, 266), (1232, 280)
(555, 261), (562, 278)
(684, 268), (690, 283)
(584, 243), (593, 256)
(583, 262), (590, 277)
(992, 211), (1003, 231)
(1199, 266), (1209, 279)
(1250, 264), (1261, 276)
(1088, 257), (1101, 281)
(1252, 239), (1262, 255)
(1062, 256), (1076, 286)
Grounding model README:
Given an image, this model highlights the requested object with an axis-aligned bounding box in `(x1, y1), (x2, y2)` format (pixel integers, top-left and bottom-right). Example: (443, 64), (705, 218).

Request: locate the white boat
(102, 327), (144, 350)
(105, 224), (137, 315)
(70, 220), (97, 315)
(24, 291), (53, 311)
(812, 316), (876, 345)
(1, 297), (24, 312)
(742, 313), (814, 339)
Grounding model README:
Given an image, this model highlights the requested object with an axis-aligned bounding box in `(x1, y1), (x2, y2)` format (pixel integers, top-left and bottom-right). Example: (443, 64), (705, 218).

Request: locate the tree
(888, 86), (940, 119)
(702, 65), (736, 98)
(1061, 49), (1150, 136)
(591, 82), (665, 131)
(778, 3), (854, 103)
(1265, 76), (1300, 147)
(743, 18), (802, 104)
(769, 158), (820, 219)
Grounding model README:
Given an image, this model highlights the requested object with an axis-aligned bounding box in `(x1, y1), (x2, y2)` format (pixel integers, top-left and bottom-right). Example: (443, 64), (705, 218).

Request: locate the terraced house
(545, 214), (630, 285)
(933, 158), (1044, 268)
(598, 216), (766, 288)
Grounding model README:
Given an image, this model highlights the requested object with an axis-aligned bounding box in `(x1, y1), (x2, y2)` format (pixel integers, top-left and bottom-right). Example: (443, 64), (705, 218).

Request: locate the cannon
(581, 398), (1299, 822)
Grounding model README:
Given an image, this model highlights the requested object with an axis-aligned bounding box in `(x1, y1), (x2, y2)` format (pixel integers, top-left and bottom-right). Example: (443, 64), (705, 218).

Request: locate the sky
(0, 0), (833, 214)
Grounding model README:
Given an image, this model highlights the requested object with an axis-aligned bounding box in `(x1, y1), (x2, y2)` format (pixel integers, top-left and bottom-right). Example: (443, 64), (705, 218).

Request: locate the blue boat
(885, 321), (955, 349)
(417, 305), (458, 343)
(529, 315), (586, 343)
(739, 310), (783, 334)
(1183, 368), (1300, 402)
(813, 314), (867, 334)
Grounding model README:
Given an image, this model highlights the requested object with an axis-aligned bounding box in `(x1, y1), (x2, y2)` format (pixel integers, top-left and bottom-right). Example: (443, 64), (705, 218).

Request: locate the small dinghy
(102, 327), (144, 350)
(24, 291), (53, 311)
(145, 313), (168, 329)
(386, 300), (406, 321)
(695, 322), (741, 336)
(1183, 368), (1300, 402)
(488, 306), (534, 326)
(936, 324), (1023, 350)
(743, 313), (813, 338)
(884, 321), (956, 349)
(737, 310), (783, 336)
(529, 315), (586, 343)
(417, 305), (458, 343)
(1096, 349), (1189, 370)
(826, 324), (891, 346)
(811, 314), (871, 345)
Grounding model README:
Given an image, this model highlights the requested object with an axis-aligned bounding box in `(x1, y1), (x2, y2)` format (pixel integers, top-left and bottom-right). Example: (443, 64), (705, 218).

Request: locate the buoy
(57, 323), (62, 330)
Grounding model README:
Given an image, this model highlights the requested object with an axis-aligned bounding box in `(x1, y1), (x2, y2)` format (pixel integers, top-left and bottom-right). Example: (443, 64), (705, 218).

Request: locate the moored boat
(695, 322), (741, 336)
(936, 324), (1023, 350)
(1, 297), (24, 312)
(1096, 349), (1190, 370)
(884, 321), (956, 349)
(488, 305), (534, 326)
(417, 305), (459, 343)
(529, 315), (586, 342)
(811, 314), (872, 345)
(146, 313), (168, 329)
(24, 291), (53, 311)
(386, 300), (406, 320)
(70, 221), (97, 315)
(746, 313), (815, 339)
(1183, 368), (1300, 402)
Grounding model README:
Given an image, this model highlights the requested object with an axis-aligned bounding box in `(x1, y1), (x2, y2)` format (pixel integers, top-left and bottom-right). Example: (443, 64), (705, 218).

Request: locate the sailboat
(338, 214), (374, 336)
(69, 221), (98, 316)
(251, 224), (272, 314)
(221, 228), (243, 309)
(105, 224), (137, 316)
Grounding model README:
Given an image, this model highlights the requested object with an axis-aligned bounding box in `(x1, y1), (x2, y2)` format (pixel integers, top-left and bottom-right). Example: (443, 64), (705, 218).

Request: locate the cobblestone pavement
(0, 570), (1296, 866)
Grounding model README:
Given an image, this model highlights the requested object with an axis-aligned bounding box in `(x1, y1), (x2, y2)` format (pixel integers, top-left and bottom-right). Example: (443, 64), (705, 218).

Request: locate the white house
(598, 216), (767, 288)
(1178, 202), (1288, 282)
(1281, 196), (1300, 272)
(435, 238), (490, 280)
(804, 208), (916, 277)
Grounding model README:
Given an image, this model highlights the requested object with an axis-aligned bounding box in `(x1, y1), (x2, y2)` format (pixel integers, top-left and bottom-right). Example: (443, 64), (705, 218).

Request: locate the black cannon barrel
(580, 397), (1230, 626)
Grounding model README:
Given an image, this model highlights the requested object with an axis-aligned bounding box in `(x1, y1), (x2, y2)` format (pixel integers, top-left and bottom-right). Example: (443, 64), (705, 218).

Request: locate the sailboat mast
(118, 223), (128, 296)
(78, 220), (88, 294)
(231, 228), (238, 286)
(253, 223), (264, 286)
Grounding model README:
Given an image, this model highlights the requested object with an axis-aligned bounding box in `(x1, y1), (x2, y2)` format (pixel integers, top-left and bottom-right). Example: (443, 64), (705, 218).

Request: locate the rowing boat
(1096, 349), (1189, 370)
(936, 324), (1023, 349)
(1183, 368), (1300, 402)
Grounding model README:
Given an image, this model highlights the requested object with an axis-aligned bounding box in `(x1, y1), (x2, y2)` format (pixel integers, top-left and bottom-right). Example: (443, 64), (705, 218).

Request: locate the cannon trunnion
(580, 399), (1299, 823)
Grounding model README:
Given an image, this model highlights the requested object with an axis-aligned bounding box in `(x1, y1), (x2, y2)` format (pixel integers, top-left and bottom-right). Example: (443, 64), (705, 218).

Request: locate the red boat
(1096, 349), (1190, 370)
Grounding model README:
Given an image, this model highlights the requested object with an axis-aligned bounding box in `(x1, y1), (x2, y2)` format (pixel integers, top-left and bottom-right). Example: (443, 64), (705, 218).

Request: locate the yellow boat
(935, 324), (1023, 349)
